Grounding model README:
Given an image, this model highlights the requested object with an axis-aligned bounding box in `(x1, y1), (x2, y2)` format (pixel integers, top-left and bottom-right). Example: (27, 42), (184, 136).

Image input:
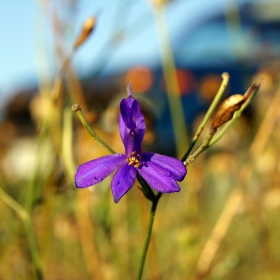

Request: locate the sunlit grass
(1, 2), (280, 280)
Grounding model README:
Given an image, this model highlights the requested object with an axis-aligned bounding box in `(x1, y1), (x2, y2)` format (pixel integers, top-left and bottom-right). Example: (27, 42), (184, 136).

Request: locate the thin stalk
(184, 128), (217, 166)
(25, 77), (63, 213)
(24, 218), (44, 280)
(181, 73), (229, 161)
(25, 129), (50, 213)
(0, 185), (27, 221)
(137, 193), (162, 280)
(62, 107), (76, 178)
(61, 106), (103, 278)
(184, 80), (260, 165)
(153, 5), (188, 157)
(0, 184), (43, 279)
(195, 83), (280, 279)
(72, 104), (116, 154)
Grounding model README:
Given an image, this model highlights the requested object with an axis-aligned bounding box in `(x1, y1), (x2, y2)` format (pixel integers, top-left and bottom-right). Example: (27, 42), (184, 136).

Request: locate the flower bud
(211, 82), (260, 129)
(211, 94), (245, 129)
(73, 17), (96, 49)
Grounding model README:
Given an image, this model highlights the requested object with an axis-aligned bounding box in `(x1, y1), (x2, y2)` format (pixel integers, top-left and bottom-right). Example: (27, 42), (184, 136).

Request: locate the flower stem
(72, 104), (116, 154)
(184, 81), (260, 166)
(0, 184), (43, 279)
(137, 193), (162, 280)
(181, 72), (229, 162)
(184, 128), (217, 166)
(24, 218), (44, 280)
(152, 4), (188, 157)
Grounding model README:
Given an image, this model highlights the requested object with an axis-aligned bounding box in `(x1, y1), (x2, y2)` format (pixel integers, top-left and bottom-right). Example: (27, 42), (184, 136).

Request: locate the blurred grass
(1, 1), (280, 280)
(1, 87), (280, 279)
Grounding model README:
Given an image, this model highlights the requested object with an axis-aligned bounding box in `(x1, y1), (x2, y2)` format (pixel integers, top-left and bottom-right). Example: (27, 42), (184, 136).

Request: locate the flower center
(126, 151), (141, 168)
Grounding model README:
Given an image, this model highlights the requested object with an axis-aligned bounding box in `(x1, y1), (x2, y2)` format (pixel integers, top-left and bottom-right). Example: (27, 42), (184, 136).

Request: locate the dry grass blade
(194, 83), (280, 279)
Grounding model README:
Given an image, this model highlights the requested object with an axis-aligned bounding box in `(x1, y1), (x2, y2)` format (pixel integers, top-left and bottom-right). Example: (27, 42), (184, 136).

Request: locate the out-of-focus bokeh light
(125, 66), (153, 93)
(176, 69), (196, 95)
(160, 68), (196, 95)
(199, 73), (223, 102)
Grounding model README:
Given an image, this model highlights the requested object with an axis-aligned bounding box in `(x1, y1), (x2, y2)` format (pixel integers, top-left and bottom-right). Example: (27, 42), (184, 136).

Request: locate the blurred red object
(125, 66), (153, 93)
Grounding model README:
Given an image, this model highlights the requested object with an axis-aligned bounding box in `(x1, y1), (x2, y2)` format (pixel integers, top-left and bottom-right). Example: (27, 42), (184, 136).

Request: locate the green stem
(62, 107), (77, 178)
(0, 185), (27, 220)
(184, 81), (260, 165)
(72, 104), (115, 154)
(136, 70), (229, 280)
(184, 128), (216, 166)
(0, 186), (43, 279)
(153, 5), (188, 157)
(137, 193), (162, 280)
(25, 78), (63, 213)
(181, 72), (229, 161)
(25, 218), (44, 280)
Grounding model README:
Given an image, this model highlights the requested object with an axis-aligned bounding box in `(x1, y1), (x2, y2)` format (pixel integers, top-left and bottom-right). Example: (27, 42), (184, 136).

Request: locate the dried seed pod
(73, 17), (96, 49)
(211, 94), (245, 129)
(244, 82), (260, 101)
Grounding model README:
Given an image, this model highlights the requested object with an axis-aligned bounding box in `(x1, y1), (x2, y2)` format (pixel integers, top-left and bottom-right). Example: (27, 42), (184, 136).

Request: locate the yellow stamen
(126, 151), (142, 168)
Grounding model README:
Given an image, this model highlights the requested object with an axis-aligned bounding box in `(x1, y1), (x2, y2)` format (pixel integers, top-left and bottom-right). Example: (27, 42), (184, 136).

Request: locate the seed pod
(211, 94), (245, 129)
(244, 82), (260, 101)
(74, 17), (96, 50)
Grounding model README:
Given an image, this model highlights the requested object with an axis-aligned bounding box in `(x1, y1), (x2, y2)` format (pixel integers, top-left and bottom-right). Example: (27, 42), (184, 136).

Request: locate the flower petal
(141, 152), (187, 181)
(75, 154), (126, 188)
(111, 164), (137, 203)
(119, 95), (145, 155)
(137, 164), (181, 193)
(123, 128), (143, 156)
(120, 97), (141, 130)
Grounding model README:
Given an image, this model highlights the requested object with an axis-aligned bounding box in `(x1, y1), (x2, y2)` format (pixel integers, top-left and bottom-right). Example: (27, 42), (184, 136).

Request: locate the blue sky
(0, 0), (224, 96)
(0, 1), (36, 96)
(0, 0), (275, 108)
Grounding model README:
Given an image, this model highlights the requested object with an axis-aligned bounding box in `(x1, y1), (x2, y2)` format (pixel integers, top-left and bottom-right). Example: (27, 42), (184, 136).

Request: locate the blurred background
(1, 0), (280, 279)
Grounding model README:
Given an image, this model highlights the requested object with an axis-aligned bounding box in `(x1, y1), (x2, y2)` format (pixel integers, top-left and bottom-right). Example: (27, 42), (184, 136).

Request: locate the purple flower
(75, 85), (187, 203)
